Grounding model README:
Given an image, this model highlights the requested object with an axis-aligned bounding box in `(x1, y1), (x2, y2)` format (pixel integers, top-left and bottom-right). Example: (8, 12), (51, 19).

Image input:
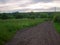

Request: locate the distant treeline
(0, 12), (55, 19)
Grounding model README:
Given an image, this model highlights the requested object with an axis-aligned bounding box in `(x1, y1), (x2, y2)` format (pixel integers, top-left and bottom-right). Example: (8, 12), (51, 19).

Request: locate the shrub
(54, 15), (60, 22)
(0, 13), (9, 19)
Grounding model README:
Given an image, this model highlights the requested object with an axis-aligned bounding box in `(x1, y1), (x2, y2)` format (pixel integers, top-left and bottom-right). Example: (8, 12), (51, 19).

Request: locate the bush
(0, 13), (10, 19)
(54, 16), (60, 22)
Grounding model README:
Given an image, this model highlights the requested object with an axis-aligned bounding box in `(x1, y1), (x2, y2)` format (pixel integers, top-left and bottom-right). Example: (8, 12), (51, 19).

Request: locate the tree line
(0, 12), (60, 22)
(0, 12), (54, 19)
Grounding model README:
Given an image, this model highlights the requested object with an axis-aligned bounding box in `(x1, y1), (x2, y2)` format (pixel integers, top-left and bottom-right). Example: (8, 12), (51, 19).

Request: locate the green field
(0, 18), (45, 45)
(54, 23), (60, 34)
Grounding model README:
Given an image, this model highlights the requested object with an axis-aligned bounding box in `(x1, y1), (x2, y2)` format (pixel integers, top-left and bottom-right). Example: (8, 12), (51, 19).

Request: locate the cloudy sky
(0, 0), (60, 13)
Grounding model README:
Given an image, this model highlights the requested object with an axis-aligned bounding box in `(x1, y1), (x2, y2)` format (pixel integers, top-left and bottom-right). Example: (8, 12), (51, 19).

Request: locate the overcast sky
(0, 0), (60, 13)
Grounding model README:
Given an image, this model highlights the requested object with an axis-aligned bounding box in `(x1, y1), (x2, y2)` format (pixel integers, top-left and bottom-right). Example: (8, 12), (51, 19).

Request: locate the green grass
(0, 18), (45, 45)
(54, 22), (60, 34)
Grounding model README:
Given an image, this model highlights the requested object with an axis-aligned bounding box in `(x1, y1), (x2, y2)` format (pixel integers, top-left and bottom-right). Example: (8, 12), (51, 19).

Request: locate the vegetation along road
(6, 21), (60, 45)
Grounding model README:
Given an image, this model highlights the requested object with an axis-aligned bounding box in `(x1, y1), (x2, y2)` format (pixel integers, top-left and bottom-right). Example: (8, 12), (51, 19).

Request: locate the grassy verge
(54, 22), (60, 34)
(0, 18), (46, 45)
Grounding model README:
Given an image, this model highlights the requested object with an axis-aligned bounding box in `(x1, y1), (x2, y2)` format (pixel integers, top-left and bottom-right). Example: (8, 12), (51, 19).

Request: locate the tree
(0, 13), (9, 19)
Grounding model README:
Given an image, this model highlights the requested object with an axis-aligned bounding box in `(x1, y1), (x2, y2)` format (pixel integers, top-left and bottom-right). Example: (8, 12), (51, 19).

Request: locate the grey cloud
(0, 0), (20, 4)
(48, 7), (60, 10)
(22, 7), (60, 11)
(0, 0), (60, 13)
(19, 0), (53, 8)
(0, 0), (7, 3)
(0, 7), (60, 13)
(32, 0), (53, 3)
(0, 0), (53, 4)
(16, 7), (60, 12)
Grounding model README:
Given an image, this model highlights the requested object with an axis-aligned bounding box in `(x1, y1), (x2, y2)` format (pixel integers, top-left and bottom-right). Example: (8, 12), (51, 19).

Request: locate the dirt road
(6, 21), (60, 45)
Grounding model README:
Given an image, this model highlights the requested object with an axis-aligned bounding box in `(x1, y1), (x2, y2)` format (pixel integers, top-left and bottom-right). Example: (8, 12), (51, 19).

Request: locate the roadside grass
(54, 22), (60, 34)
(0, 18), (46, 45)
